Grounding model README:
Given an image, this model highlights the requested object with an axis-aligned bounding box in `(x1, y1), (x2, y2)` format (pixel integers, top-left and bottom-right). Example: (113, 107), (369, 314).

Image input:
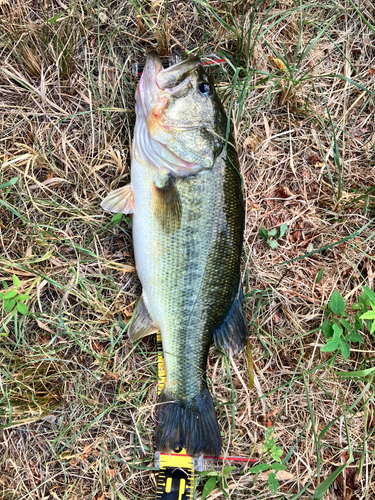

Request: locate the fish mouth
(138, 52), (202, 103)
(156, 56), (201, 90)
(141, 51), (201, 89)
(137, 53), (203, 130)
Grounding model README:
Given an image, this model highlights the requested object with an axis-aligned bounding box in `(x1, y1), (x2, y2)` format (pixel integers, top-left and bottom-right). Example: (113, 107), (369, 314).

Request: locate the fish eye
(198, 82), (211, 95)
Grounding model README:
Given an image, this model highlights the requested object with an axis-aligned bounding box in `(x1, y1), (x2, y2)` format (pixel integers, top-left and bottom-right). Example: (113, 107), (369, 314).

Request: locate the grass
(0, 0), (375, 498)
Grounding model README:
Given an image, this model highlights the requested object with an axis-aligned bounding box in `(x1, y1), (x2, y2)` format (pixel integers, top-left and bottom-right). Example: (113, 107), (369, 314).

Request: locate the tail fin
(155, 387), (221, 457)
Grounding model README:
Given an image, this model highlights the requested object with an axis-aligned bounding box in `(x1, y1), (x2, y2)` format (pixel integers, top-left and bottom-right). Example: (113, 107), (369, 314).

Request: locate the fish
(101, 53), (248, 457)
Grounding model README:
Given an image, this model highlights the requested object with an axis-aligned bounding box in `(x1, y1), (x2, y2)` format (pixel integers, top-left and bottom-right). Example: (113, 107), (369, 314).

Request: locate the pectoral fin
(213, 287), (248, 356)
(128, 295), (158, 342)
(100, 184), (134, 214)
(152, 173), (181, 233)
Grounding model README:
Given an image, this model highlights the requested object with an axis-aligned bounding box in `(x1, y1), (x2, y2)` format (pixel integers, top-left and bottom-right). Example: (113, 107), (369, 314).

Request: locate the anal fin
(128, 295), (158, 342)
(213, 287), (248, 356)
(101, 184), (134, 214)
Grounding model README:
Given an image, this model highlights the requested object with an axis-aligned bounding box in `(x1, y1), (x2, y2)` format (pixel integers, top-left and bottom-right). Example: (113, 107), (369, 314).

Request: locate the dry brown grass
(0, 0), (375, 499)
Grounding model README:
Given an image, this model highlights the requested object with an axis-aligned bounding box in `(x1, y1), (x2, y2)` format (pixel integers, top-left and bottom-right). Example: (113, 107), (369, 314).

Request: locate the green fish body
(101, 54), (247, 456)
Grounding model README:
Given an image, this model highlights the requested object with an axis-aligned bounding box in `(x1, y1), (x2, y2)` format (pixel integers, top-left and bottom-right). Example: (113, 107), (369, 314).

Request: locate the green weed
(259, 223), (288, 250)
(248, 427), (285, 495)
(321, 287), (375, 360)
(0, 274), (29, 315)
(200, 465), (236, 500)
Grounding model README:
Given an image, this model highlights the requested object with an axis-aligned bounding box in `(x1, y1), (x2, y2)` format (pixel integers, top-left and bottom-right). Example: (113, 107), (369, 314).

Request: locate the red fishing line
(159, 452), (256, 463)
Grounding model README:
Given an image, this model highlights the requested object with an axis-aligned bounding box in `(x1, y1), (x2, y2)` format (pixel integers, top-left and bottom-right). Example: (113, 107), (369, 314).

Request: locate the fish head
(136, 53), (226, 172)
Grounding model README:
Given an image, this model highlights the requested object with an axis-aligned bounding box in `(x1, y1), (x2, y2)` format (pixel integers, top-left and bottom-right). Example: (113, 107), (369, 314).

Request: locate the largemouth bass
(101, 53), (248, 457)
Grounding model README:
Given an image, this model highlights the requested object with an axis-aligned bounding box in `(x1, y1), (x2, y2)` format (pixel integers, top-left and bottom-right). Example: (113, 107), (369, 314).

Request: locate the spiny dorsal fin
(100, 184), (134, 214)
(152, 174), (181, 233)
(213, 287), (248, 356)
(128, 295), (158, 342)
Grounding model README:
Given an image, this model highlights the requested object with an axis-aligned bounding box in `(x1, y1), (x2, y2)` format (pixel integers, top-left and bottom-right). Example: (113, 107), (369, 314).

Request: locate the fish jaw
(136, 53), (171, 145)
(136, 52), (163, 120)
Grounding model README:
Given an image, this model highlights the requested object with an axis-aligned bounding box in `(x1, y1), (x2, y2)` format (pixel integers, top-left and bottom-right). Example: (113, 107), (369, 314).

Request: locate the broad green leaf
(0, 177), (19, 190)
(4, 299), (16, 312)
(259, 228), (268, 240)
(272, 448), (283, 462)
(371, 321), (375, 335)
(339, 340), (350, 360)
(199, 471), (219, 477)
(272, 463), (287, 471)
(363, 286), (375, 304)
(220, 476), (228, 490)
(218, 477), (229, 498)
(316, 268), (324, 283)
(16, 302), (28, 315)
(340, 319), (351, 330)
(359, 311), (375, 320)
(321, 339), (339, 352)
(267, 239), (278, 249)
(321, 320), (333, 338)
(202, 476), (217, 500)
(332, 323), (343, 338)
(268, 472), (278, 494)
(4, 290), (17, 300)
(222, 466), (236, 475)
(12, 275), (20, 287)
(279, 223), (288, 238)
(249, 463), (270, 474)
(358, 294), (369, 307)
(111, 213), (122, 225)
(268, 228), (277, 237)
(16, 294), (29, 302)
(329, 290), (345, 314)
(346, 331), (363, 343)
